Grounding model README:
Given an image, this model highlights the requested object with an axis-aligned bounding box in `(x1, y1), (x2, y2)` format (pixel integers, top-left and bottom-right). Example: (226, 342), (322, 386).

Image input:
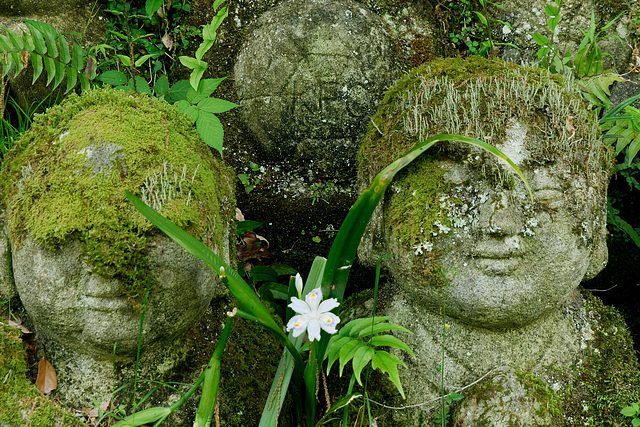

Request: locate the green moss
(0, 87), (235, 304)
(563, 290), (640, 425)
(514, 369), (563, 419)
(357, 56), (609, 267)
(0, 324), (84, 426)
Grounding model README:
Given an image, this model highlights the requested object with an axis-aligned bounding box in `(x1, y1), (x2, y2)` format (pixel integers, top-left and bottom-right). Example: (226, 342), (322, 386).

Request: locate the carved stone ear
(583, 222), (608, 281)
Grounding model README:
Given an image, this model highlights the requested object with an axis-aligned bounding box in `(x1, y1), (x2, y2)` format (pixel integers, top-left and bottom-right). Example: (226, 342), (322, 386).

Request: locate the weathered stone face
(12, 235), (218, 358)
(357, 57), (611, 329)
(386, 150), (608, 329)
(234, 0), (400, 173)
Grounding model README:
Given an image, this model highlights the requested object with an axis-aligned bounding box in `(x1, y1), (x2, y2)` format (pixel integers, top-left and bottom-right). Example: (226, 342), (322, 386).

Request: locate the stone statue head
(0, 88), (235, 405)
(358, 57), (612, 329)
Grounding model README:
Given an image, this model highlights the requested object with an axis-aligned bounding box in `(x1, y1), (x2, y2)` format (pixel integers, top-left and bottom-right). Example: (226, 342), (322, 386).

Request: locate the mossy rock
(0, 323), (85, 426)
(0, 87), (235, 303)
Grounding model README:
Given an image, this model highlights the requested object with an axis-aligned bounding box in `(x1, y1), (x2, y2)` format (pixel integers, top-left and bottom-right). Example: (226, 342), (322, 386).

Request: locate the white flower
(295, 273), (303, 299)
(286, 287), (340, 341)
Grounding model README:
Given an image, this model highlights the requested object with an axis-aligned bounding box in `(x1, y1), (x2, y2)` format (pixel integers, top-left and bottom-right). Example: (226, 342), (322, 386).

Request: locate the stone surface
(0, 87), (235, 407)
(234, 0), (401, 175)
(358, 57), (610, 330)
(381, 287), (589, 425)
(492, 0), (630, 73)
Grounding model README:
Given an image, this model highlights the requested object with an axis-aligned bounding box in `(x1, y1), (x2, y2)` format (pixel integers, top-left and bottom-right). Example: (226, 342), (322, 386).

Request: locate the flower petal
(305, 288), (323, 312)
(286, 314), (311, 337)
(295, 273), (304, 298)
(318, 297), (339, 313)
(288, 297), (311, 315)
(306, 319), (322, 341)
(318, 312), (340, 335)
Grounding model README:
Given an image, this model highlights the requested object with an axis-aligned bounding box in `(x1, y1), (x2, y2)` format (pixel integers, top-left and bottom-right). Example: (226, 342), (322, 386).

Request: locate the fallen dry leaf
(7, 319), (32, 335)
(35, 357), (57, 395)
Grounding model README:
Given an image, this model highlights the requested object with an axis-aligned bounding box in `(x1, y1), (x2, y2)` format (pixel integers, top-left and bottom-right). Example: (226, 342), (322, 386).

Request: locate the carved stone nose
(477, 192), (522, 236)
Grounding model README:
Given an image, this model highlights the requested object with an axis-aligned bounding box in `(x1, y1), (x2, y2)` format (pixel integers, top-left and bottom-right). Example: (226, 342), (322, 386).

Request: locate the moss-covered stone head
(358, 57), (613, 329)
(0, 87), (235, 356)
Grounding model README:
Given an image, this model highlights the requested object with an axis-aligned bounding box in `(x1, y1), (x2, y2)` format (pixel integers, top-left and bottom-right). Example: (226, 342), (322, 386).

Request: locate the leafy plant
(622, 402), (640, 427)
(238, 161), (261, 193)
(125, 132), (532, 426)
(0, 0), (235, 157)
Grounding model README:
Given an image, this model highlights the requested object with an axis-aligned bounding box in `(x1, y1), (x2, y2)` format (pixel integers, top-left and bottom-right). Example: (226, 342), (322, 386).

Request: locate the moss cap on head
(0, 87), (235, 301)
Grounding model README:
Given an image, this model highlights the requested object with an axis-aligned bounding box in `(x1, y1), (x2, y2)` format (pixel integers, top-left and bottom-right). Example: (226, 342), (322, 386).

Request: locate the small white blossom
(295, 273), (303, 299)
(286, 287), (340, 341)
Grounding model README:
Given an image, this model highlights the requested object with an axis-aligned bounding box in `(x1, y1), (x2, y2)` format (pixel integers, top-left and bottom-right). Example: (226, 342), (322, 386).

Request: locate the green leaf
(369, 335), (415, 358)
(357, 322), (411, 338)
(351, 345), (375, 385)
(97, 70), (128, 86)
(153, 75), (170, 96)
(112, 407), (172, 426)
(167, 80), (191, 102)
(474, 11), (488, 27)
(339, 339), (366, 376)
(132, 76), (151, 95)
(196, 111), (224, 156)
(30, 54), (43, 84)
(326, 336), (352, 376)
(339, 316), (390, 337)
(57, 33), (70, 64)
(271, 264), (298, 276)
(532, 33), (549, 47)
(179, 55), (206, 70)
(65, 66), (77, 93)
(52, 58), (65, 89)
(371, 350), (407, 398)
(175, 100), (198, 122)
(72, 39), (84, 71)
(39, 24), (59, 59)
(6, 27), (24, 51)
(134, 53), (154, 68)
(632, 418), (640, 427)
(43, 56), (55, 86)
(189, 67), (207, 92)
(249, 266), (279, 282)
(115, 54), (132, 67)
(236, 220), (263, 235)
(545, 4), (559, 16)
(622, 405), (640, 417)
(195, 40), (215, 60)
(197, 97), (239, 114)
(314, 393), (362, 427)
(145, 0), (164, 17)
(258, 282), (289, 300)
(187, 77), (226, 103)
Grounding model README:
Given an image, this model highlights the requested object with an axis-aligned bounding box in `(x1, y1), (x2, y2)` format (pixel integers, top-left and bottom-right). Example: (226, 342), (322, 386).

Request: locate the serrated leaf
(198, 97), (238, 114)
(72, 39), (84, 71)
(176, 100), (199, 122)
(167, 80), (191, 102)
(369, 334), (415, 357)
(339, 339), (366, 376)
(65, 66), (77, 93)
(326, 336), (353, 376)
(153, 75), (170, 96)
(57, 33), (70, 64)
(98, 70), (128, 86)
(187, 77), (226, 103)
(6, 27), (24, 51)
(357, 322), (411, 338)
(371, 351), (406, 398)
(52, 58), (65, 89)
(340, 316), (390, 337)
(352, 345), (375, 385)
(132, 76), (151, 94)
(196, 111), (224, 155)
(43, 55), (55, 86)
(40, 24), (59, 59)
(30, 54), (43, 83)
